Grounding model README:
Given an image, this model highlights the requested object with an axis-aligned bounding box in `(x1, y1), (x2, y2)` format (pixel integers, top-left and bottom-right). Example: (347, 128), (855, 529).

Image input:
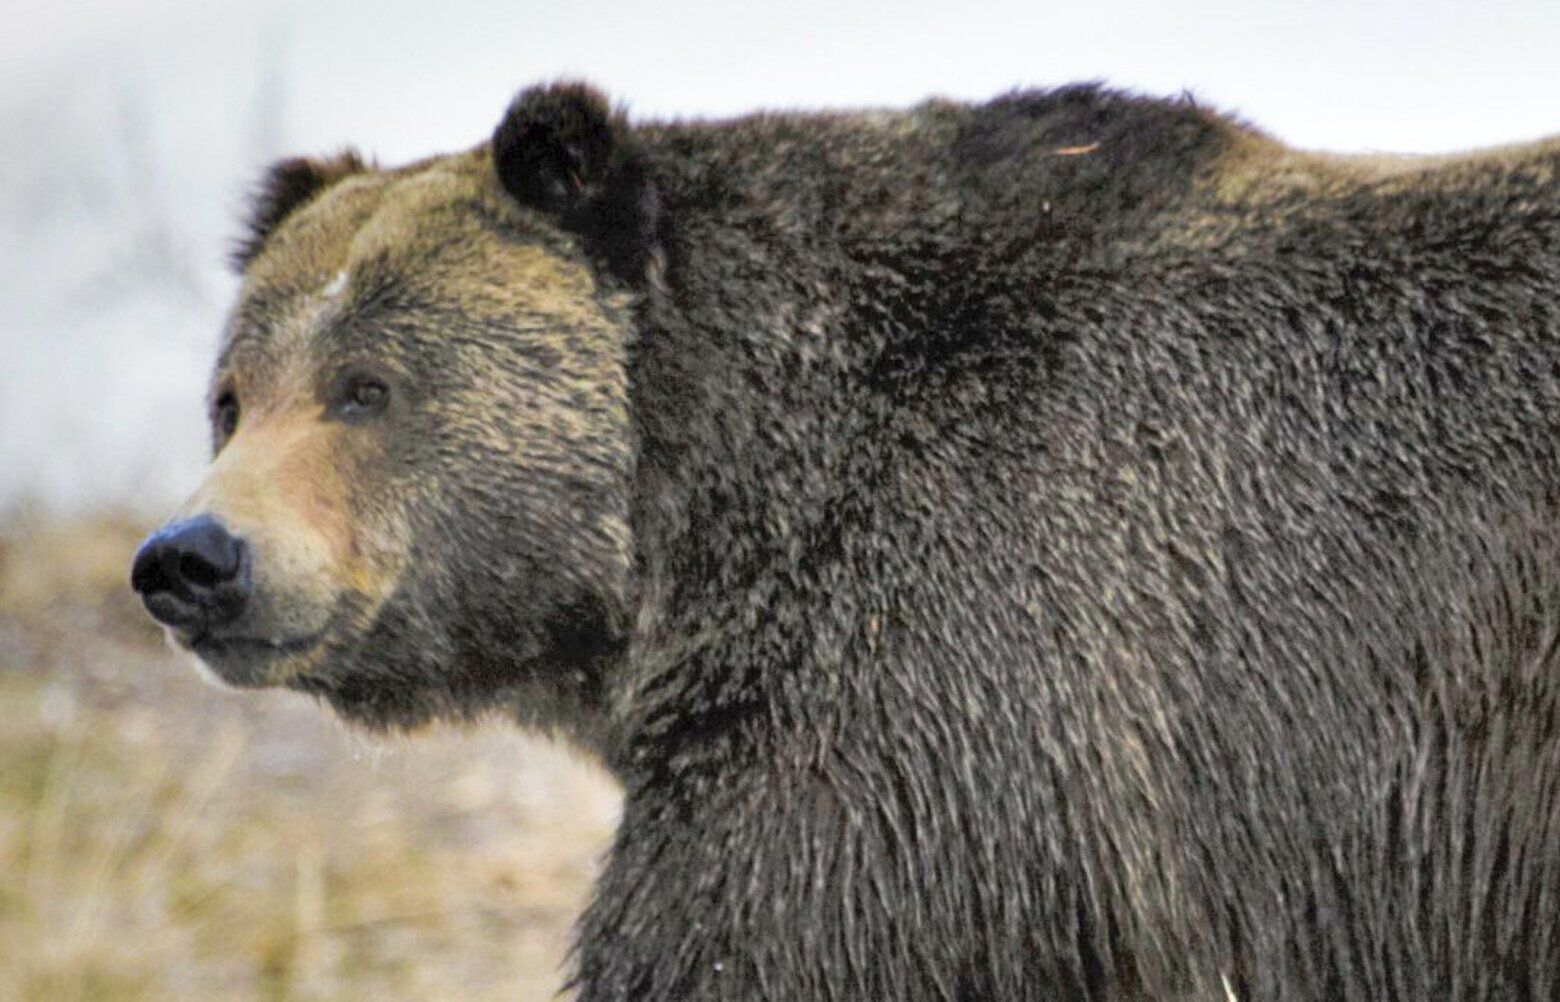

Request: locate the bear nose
(130, 515), (252, 631)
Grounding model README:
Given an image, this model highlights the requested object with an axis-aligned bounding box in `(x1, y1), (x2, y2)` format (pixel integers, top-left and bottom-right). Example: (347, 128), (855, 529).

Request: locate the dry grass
(0, 514), (621, 1002)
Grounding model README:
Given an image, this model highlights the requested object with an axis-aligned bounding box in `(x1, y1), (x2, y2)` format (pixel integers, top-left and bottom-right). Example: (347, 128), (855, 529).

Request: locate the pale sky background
(2, 0), (1559, 514)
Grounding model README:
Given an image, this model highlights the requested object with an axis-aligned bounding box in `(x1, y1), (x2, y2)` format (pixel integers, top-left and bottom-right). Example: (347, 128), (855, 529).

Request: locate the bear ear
(232, 150), (368, 271)
(492, 82), (660, 282)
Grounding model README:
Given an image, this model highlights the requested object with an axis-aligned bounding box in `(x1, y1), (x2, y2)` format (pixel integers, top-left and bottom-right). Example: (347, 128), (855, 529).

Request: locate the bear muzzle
(130, 514), (331, 686)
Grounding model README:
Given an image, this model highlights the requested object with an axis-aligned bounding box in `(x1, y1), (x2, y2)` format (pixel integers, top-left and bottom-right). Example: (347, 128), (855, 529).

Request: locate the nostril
(130, 542), (174, 595)
(179, 551), (223, 589)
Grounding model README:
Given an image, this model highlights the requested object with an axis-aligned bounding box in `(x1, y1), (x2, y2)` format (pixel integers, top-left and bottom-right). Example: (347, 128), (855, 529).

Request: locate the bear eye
(214, 391), (240, 440)
(338, 373), (390, 418)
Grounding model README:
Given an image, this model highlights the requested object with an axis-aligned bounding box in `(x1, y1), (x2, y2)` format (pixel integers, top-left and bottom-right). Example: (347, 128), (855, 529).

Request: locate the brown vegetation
(0, 514), (620, 1001)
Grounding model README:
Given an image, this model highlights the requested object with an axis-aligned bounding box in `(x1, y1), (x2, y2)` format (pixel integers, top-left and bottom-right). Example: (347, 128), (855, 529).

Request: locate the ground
(0, 513), (620, 1002)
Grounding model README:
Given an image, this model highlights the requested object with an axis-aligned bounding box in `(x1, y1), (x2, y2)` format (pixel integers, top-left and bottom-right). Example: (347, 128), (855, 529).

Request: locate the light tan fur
(1207, 128), (1560, 204)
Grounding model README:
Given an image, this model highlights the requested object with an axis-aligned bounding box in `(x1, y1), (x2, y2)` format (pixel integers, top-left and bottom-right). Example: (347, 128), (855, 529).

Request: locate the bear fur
(214, 83), (1560, 1000)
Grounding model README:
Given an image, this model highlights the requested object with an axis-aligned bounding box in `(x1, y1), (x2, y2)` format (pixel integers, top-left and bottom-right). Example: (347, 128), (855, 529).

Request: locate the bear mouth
(186, 630), (326, 687)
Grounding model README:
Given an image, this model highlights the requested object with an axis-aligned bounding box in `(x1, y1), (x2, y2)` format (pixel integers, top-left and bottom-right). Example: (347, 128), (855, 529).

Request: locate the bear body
(135, 84), (1560, 1000)
(592, 89), (1560, 1001)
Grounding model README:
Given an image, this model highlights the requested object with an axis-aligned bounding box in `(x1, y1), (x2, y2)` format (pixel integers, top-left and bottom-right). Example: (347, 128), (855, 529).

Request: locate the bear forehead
(228, 148), (616, 356)
(240, 147), (599, 304)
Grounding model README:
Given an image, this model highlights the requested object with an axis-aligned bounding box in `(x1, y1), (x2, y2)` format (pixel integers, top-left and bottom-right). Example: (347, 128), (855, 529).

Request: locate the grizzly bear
(131, 82), (1560, 1000)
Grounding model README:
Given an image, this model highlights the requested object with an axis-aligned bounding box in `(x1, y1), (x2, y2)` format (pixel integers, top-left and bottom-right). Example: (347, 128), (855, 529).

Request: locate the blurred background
(0, 0), (1556, 998)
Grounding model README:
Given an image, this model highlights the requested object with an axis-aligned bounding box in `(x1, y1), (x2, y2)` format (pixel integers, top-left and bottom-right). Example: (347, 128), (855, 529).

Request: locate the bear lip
(184, 629), (326, 687)
(189, 631), (323, 656)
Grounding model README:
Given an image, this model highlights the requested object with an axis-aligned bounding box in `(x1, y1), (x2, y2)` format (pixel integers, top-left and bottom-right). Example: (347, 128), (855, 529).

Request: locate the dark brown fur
(142, 82), (1560, 1000)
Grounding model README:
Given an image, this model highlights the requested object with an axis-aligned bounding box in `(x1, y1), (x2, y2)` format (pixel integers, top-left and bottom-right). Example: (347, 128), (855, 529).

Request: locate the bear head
(130, 83), (658, 740)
